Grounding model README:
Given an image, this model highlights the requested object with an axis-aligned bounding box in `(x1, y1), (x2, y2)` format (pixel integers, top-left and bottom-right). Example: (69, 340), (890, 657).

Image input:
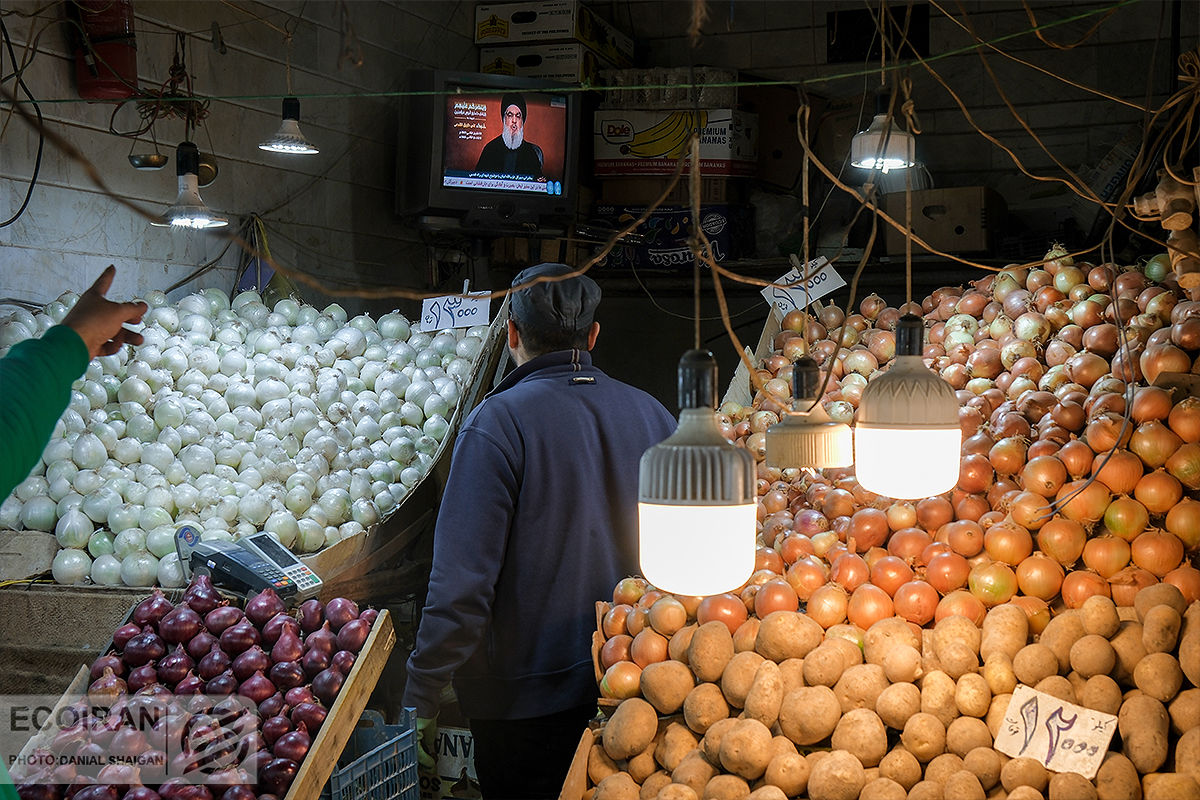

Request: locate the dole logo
(603, 120), (633, 143)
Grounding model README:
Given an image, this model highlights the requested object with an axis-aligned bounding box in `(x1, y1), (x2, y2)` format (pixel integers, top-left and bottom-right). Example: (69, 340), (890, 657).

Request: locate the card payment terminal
(175, 526), (323, 604)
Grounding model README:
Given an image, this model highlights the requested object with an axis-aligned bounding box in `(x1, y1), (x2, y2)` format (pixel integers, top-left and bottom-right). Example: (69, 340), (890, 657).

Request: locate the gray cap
(510, 263), (601, 333)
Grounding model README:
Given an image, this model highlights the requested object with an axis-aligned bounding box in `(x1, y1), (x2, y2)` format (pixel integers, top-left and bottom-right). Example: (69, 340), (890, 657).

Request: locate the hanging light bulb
(850, 94), (915, 173)
(638, 350), (757, 597)
(765, 355), (854, 469)
(259, 97), (319, 155)
(854, 314), (961, 498)
(151, 141), (228, 229)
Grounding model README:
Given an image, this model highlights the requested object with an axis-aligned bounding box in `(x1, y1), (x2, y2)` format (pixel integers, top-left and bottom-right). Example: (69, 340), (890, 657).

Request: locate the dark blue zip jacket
(403, 349), (676, 720)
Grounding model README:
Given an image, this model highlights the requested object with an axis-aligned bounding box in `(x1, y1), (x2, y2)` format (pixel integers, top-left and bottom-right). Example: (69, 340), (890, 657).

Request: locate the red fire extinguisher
(67, 0), (139, 100)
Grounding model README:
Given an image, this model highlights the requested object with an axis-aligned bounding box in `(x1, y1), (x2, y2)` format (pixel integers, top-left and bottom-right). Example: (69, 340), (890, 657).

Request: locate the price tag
(419, 291), (491, 332)
(993, 685), (1117, 779)
(761, 256), (847, 318)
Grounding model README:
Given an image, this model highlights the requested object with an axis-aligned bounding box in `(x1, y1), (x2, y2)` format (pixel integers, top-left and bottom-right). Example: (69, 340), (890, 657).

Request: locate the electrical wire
(0, 13), (43, 228)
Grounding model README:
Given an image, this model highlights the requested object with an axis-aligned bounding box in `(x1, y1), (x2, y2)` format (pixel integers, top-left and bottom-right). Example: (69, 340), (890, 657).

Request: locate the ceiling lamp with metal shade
(150, 141), (228, 230)
(766, 355), (854, 469)
(260, 96), (319, 155)
(850, 94), (915, 173)
(853, 313), (961, 498)
(639, 350), (757, 597)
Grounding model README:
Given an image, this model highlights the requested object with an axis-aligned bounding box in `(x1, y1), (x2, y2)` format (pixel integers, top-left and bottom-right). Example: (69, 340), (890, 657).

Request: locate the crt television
(396, 69), (580, 234)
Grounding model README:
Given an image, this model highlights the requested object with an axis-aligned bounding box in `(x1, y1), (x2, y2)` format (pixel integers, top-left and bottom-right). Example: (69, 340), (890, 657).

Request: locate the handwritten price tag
(419, 292), (491, 332)
(761, 256), (847, 318)
(993, 685), (1117, 779)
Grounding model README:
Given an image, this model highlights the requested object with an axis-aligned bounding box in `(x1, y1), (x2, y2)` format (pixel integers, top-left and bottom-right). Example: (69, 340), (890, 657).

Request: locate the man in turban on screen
(474, 93), (544, 178)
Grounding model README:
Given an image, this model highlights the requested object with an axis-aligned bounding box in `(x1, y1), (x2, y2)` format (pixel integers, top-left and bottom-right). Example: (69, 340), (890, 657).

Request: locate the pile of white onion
(0, 289), (490, 587)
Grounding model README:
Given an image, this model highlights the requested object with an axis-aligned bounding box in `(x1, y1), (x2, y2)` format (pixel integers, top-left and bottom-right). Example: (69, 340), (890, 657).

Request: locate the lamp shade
(850, 113), (915, 172)
(766, 355), (854, 469)
(150, 142), (228, 229)
(259, 97), (319, 154)
(639, 350), (757, 596)
(854, 315), (960, 498)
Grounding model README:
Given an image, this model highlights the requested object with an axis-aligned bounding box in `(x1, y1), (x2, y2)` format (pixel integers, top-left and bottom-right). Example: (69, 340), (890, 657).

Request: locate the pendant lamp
(853, 314), (960, 498)
(151, 141), (228, 229)
(850, 95), (915, 173)
(639, 350), (757, 596)
(765, 355), (854, 469)
(259, 97), (320, 155)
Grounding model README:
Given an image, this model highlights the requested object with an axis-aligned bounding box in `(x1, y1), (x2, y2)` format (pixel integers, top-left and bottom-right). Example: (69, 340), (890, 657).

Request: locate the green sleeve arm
(0, 325), (89, 500)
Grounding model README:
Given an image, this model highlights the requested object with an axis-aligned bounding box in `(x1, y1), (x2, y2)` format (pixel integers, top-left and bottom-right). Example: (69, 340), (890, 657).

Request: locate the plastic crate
(322, 708), (418, 800)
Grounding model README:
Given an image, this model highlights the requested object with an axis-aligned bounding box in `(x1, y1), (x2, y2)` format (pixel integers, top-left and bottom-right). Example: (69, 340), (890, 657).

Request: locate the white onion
(88, 530), (115, 558)
(113, 528), (147, 559)
(0, 496), (20, 529)
(52, 548), (92, 585)
(55, 508), (93, 548)
(20, 496), (57, 531)
(145, 525), (177, 558)
(120, 551), (159, 587)
(157, 553), (186, 587)
(71, 433), (107, 470)
(296, 518), (326, 552)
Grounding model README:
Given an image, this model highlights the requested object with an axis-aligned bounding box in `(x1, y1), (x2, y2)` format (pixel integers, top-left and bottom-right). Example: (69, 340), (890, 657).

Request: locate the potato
(983, 652), (1018, 695)
(672, 749), (718, 796)
(670, 624), (699, 662)
(924, 753), (965, 785)
(900, 712), (946, 762)
(778, 685), (841, 745)
(864, 616), (921, 665)
(986, 694), (1012, 738)
(1039, 610), (1085, 673)
(1080, 595), (1121, 639)
(982, 604), (1030, 662)
(1133, 651), (1184, 703)
(1181, 607), (1200, 689)
(604, 698), (660, 760)
(732, 618), (760, 653)
(690, 622), (736, 683)
(802, 642), (845, 687)
(1034, 674), (1076, 703)
(1014, 643), (1060, 685)
(946, 716), (993, 758)
(1069, 634), (1117, 678)
(1169, 688), (1200, 735)
(630, 745), (660, 784)
(905, 780), (943, 800)
(777, 658), (806, 695)
(807, 749), (866, 800)
(921, 669), (960, 727)
(830, 708), (888, 767)
(589, 743), (621, 784)
(1134, 583), (1186, 621)
(1047, 771), (1098, 800)
(1095, 752), (1140, 800)
(964, 746), (1004, 791)
(717, 718), (773, 781)
(943, 770), (986, 800)
(743, 660), (784, 728)
(1142, 605), (1182, 653)
(1110, 620), (1149, 687)
(767, 735), (797, 761)
(763, 751), (808, 797)
(657, 785), (700, 800)
(921, 628), (942, 673)
(1118, 693), (1169, 774)
(936, 615), (983, 659)
(701, 718), (738, 766)
(956, 672), (993, 718)
(702, 773), (750, 800)
(1066, 669), (1088, 700)
(1080, 674), (1123, 715)
(1175, 727), (1200, 782)
(746, 787), (788, 800)
(878, 748), (922, 790)
(876, 682), (921, 730)
(1007, 787), (1048, 800)
(881, 643), (923, 684)
(720, 651), (765, 708)
(656, 722), (700, 772)
(834, 663), (889, 713)
(859, 776), (907, 800)
(755, 611), (822, 662)
(641, 772), (672, 800)
(683, 682), (731, 734)
(643, 660), (696, 715)
(596, 772), (640, 800)
(1001, 757), (1049, 794)
(1143, 774), (1200, 800)
(938, 641), (980, 680)
(824, 635), (864, 668)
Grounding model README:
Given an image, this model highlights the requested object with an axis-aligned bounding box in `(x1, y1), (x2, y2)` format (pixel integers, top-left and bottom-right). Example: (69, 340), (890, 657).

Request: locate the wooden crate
(557, 727), (595, 800)
(720, 309), (781, 408)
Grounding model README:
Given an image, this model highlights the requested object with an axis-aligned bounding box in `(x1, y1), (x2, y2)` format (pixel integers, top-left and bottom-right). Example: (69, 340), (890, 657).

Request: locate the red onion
(109, 728), (149, 759)
(205, 671), (236, 696)
(237, 670), (275, 704)
(273, 723), (311, 763)
(51, 722), (88, 754)
(231, 646), (270, 682)
(157, 645), (194, 687)
(89, 654), (124, 682)
(299, 599), (324, 632)
(323, 598), (359, 631)
(113, 622), (142, 651)
(312, 668), (345, 706)
(198, 643), (232, 680)
(220, 787), (255, 800)
(126, 662), (159, 692)
(284, 686), (314, 707)
(123, 629), (166, 667)
(331, 650), (357, 675)
(262, 612), (301, 646)
(133, 589), (175, 627)
(301, 646), (331, 678)
(158, 778), (214, 800)
(258, 691), (286, 719)
(259, 758), (299, 796)
(203, 605), (244, 635)
(219, 619), (260, 655)
(186, 630), (217, 661)
(335, 619), (370, 654)
(183, 573), (223, 615)
(304, 622), (336, 656)
(359, 608), (379, 627)
(269, 661), (306, 690)
(262, 714), (293, 746)
(88, 667), (126, 702)
(291, 701), (327, 734)
(123, 788), (163, 800)
(71, 786), (120, 800)
(271, 629), (303, 664)
(245, 588), (286, 627)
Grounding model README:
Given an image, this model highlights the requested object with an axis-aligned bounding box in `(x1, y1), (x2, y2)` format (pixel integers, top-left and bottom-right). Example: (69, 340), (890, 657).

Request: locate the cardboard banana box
(593, 109), (758, 177)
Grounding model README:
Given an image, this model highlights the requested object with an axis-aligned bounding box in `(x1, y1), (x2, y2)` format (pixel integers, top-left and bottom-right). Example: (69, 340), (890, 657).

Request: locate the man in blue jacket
(403, 263), (676, 799)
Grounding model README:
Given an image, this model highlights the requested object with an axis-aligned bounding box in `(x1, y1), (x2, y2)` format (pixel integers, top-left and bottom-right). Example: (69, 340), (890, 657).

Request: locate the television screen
(440, 89), (569, 198)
